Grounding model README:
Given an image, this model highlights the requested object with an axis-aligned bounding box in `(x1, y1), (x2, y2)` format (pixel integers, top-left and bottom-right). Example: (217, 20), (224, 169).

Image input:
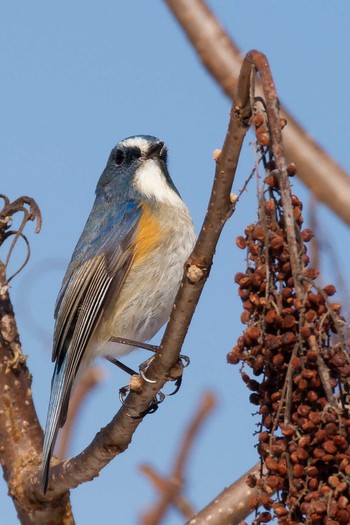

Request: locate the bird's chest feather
(131, 201), (193, 266)
(131, 202), (167, 265)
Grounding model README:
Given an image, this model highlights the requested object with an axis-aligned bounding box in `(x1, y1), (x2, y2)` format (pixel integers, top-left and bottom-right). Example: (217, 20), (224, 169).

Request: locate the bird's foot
(139, 353), (190, 395)
(119, 384), (165, 418)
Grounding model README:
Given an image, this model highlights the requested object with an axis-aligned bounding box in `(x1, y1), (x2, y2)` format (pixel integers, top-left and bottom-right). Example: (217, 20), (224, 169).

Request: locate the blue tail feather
(41, 355), (72, 493)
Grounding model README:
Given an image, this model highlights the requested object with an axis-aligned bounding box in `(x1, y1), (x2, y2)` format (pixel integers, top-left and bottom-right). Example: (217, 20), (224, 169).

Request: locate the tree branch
(0, 263), (74, 524)
(185, 462), (261, 525)
(140, 466), (195, 520)
(140, 392), (216, 525)
(165, 0), (350, 226)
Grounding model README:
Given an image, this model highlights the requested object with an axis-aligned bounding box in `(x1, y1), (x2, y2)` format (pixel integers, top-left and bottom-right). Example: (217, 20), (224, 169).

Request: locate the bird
(41, 135), (196, 492)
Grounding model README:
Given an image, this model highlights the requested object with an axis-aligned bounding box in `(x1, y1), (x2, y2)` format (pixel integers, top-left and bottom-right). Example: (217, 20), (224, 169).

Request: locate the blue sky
(1, 2), (350, 524)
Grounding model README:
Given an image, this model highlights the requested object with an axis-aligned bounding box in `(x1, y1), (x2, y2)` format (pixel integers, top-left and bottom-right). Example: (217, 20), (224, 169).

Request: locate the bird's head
(97, 135), (182, 206)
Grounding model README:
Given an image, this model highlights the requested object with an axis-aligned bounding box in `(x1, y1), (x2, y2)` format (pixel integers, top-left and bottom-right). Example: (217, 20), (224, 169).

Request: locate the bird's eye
(115, 149), (125, 166)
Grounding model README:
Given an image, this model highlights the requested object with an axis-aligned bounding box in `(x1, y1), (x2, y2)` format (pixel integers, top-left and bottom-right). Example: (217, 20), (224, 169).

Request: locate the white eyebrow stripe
(120, 137), (151, 154)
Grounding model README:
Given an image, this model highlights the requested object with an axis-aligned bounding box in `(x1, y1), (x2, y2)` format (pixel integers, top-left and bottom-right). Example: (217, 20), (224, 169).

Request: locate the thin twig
(140, 466), (195, 519)
(141, 392), (216, 525)
(0, 195), (42, 281)
(241, 50), (305, 299)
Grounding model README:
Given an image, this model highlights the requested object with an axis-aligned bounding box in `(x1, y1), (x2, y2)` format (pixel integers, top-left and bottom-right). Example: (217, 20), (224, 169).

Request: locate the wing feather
(41, 201), (142, 492)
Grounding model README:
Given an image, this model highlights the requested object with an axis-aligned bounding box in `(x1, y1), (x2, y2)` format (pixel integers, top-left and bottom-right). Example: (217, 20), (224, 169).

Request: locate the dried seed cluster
(228, 163), (350, 524)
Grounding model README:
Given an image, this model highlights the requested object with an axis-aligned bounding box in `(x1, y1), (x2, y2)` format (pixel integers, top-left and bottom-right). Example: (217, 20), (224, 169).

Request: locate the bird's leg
(108, 336), (190, 368)
(109, 336), (159, 353)
(107, 337), (158, 384)
(105, 355), (137, 376)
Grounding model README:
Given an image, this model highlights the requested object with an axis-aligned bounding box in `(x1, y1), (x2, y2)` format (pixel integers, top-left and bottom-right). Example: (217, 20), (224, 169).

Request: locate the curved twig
(140, 392), (216, 525)
(3, 230), (31, 282)
(0, 195), (42, 281)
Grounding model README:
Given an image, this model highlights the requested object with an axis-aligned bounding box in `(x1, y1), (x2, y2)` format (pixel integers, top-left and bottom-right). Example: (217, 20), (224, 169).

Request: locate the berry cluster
(227, 163), (350, 524)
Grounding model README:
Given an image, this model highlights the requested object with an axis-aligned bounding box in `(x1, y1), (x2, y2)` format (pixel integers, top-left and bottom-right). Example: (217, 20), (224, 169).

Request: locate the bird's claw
(139, 357), (157, 383)
(167, 376), (182, 396)
(119, 385), (165, 418)
(139, 353), (190, 384)
(179, 354), (190, 368)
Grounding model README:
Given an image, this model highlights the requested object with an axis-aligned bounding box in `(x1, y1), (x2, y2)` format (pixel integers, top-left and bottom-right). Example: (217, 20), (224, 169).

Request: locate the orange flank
(132, 203), (164, 265)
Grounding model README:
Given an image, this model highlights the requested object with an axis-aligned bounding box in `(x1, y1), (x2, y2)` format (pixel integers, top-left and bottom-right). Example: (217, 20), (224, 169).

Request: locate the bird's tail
(41, 355), (73, 494)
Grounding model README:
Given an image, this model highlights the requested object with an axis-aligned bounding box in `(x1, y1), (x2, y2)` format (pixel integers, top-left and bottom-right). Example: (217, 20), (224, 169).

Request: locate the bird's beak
(146, 141), (165, 160)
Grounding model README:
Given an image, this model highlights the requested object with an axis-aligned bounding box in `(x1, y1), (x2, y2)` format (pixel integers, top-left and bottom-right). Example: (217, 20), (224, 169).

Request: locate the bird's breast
(131, 202), (165, 266)
(93, 199), (195, 357)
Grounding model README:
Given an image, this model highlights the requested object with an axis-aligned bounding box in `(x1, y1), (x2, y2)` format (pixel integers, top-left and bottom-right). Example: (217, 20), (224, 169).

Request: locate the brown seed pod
(242, 300), (254, 312)
(252, 113), (265, 128)
(304, 268), (319, 280)
(265, 173), (279, 187)
(257, 131), (270, 147)
(331, 303), (341, 313)
(226, 351), (239, 365)
(241, 311), (250, 324)
(270, 236), (284, 251)
(234, 272), (246, 284)
(248, 245), (259, 259)
(238, 287), (250, 300)
(305, 310), (317, 323)
(300, 326), (312, 338)
(301, 228), (314, 242)
(246, 325), (261, 340)
(236, 235), (247, 249)
(323, 284), (336, 296)
(252, 226), (265, 241)
(287, 162), (297, 176)
(265, 309), (280, 325)
(281, 314), (295, 329)
(264, 199), (276, 215)
(281, 332), (296, 345)
(293, 464), (305, 478)
(266, 334), (281, 350)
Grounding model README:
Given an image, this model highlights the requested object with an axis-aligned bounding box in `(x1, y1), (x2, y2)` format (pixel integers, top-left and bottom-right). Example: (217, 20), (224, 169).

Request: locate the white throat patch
(133, 159), (184, 207)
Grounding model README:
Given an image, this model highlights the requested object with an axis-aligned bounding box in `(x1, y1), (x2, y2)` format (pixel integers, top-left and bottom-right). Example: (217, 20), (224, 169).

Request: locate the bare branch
(165, 0), (350, 226)
(140, 466), (195, 520)
(140, 392), (216, 525)
(0, 262), (74, 524)
(185, 463), (261, 525)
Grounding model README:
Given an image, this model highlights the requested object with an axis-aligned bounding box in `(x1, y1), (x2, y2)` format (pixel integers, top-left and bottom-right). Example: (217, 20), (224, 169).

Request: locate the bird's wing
(41, 201), (142, 493)
(52, 201), (141, 365)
